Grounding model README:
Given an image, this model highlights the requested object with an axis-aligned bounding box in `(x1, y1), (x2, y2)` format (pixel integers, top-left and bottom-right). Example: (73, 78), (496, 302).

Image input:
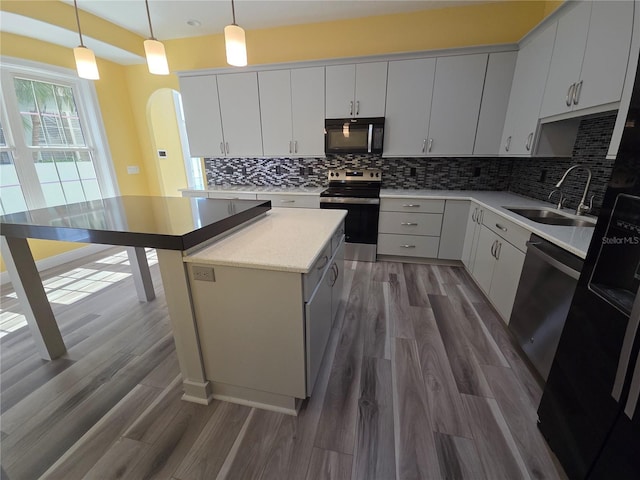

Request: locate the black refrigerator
(537, 55), (640, 479)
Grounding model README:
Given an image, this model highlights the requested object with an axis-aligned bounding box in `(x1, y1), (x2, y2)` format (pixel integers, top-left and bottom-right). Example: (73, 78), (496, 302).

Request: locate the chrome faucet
(555, 165), (594, 216)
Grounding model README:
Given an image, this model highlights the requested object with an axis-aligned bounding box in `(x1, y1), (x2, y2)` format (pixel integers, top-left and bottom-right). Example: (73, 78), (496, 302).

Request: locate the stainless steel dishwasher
(509, 234), (584, 381)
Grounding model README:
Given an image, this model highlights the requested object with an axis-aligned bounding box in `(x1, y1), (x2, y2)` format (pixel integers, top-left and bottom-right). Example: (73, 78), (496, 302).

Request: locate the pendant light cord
(145, 0), (156, 39)
(73, 0), (85, 46)
(231, 0), (237, 25)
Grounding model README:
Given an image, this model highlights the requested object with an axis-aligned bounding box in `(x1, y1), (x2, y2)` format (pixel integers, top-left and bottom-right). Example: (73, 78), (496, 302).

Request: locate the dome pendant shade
(144, 39), (169, 75)
(73, 46), (100, 80)
(224, 24), (247, 67)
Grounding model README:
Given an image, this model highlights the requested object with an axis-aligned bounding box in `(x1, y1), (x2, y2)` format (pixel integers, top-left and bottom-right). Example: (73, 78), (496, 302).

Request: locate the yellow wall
(1, 0), (557, 271)
(148, 89), (188, 196)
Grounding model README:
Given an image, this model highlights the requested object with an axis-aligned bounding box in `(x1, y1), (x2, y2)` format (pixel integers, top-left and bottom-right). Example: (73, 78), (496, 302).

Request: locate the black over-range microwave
(324, 117), (384, 154)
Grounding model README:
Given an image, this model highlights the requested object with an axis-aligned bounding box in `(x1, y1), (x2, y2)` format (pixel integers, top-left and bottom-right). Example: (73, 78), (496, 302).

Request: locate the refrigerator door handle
(612, 284), (640, 402)
(625, 352), (640, 419)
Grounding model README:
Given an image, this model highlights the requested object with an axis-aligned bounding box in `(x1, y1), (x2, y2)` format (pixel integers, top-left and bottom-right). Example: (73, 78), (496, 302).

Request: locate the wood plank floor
(0, 249), (567, 479)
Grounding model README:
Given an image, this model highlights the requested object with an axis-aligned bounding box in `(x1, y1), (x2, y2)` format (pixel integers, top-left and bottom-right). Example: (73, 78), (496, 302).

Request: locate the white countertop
(381, 189), (595, 258)
(182, 186), (325, 195)
(184, 208), (347, 273)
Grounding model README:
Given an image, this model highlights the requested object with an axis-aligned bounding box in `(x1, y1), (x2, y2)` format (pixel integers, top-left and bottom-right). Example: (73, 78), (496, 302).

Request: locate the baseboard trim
(1, 244), (112, 286)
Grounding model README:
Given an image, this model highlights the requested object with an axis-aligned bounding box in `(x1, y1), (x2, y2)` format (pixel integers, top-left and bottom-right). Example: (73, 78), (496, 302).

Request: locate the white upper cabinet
(216, 72), (263, 157)
(325, 62), (388, 118)
(383, 58), (436, 157)
(259, 67), (325, 157)
(540, 1), (634, 118)
(473, 51), (517, 156)
(178, 75), (224, 157)
(291, 67), (325, 156)
(426, 53), (488, 156)
(500, 21), (558, 156)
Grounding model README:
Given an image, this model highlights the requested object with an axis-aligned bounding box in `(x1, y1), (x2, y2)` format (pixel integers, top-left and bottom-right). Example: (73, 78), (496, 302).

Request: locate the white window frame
(0, 56), (119, 211)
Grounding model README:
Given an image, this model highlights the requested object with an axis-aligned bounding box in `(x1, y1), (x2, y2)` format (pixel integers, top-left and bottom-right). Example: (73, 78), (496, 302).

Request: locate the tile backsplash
(204, 112), (616, 212)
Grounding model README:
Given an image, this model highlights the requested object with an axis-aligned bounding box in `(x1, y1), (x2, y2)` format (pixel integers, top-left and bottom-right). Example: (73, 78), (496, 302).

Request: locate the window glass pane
(0, 152), (28, 214)
(33, 151), (101, 206)
(14, 78), (86, 147)
(0, 119), (6, 146)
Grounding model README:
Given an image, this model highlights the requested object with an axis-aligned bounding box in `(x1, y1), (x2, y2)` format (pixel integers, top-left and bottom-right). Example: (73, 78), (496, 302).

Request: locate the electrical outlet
(410, 167), (417, 177)
(539, 170), (547, 182)
(242, 166), (247, 175)
(192, 266), (215, 282)
(474, 167), (481, 177)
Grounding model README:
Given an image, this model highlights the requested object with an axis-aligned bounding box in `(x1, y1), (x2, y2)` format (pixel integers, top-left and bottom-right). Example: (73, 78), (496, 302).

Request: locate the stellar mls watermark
(602, 236), (640, 245)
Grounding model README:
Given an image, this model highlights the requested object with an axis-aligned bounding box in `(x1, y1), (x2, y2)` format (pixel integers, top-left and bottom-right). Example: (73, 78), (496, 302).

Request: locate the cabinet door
(490, 240), (526, 323)
(217, 72), (263, 157)
(259, 70), (293, 156)
(501, 21), (558, 156)
(438, 200), (470, 260)
(330, 239), (345, 326)
(291, 67), (325, 156)
(473, 225), (497, 295)
(427, 53), (488, 156)
(178, 75), (224, 157)
(577, 0), (634, 111)
(539, 1), (591, 118)
(325, 64), (356, 118)
(474, 52), (517, 155)
(354, 62), (388, 117)
(305, 265), (333, 395)
(384, 58), (436, 156)
(461, 203), (479, 270)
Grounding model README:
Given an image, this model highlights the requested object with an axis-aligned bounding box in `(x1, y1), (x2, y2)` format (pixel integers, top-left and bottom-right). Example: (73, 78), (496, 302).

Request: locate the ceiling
(1, 0), (481, 65)
(66, 0), (478, 40)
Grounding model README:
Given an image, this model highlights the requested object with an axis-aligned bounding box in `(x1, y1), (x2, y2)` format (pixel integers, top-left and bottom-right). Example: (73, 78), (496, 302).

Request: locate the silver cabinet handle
(289, 141), (293, 154)
(349, 100), (354, 116)
(495, 223), (508, 232)
(400, 245), (416, 248)
(566, 83), (576, 107)
(401, 222), (418, 226)
(280, 199), (295, 204)
(220, 142), (225, 155)
(490, 240), (497, 258)
(402, 204), (420, 208)
(573, 80), (583, 106)
(428, 138), (433, 152)
(471, 208), (477, 222)
(422, 139), (427, 153)
(525, 132), (533, 151)
(496, 241), (502, 260)
(505, 135), (512, 152)
(225, 142), (230, 155)
(356, 100), (360, 115)
(294, 140), (298, 154)
(478, 210), (484, 225)
(316, 255), (329, 270)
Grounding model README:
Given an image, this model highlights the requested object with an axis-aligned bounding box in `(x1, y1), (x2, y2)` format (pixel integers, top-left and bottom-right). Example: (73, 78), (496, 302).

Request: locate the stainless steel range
(320, 169), (381, 262)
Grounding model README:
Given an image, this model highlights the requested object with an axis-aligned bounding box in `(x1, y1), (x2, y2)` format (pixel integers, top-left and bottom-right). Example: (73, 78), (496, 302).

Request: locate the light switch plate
(127, 165), (140, 174)
(192, 265), (215, 282)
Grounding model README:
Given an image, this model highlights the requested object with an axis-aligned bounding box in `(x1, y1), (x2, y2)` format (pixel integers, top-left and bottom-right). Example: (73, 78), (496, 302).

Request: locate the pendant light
(144, 0), (169, 75)
(224, 0), (247, 67)
(73, 0), (99, 80)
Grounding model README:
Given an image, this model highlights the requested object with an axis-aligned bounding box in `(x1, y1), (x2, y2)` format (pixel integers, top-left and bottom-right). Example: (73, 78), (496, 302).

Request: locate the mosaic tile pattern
(205, 155), (513, 190)
(509, 113), (616, 215)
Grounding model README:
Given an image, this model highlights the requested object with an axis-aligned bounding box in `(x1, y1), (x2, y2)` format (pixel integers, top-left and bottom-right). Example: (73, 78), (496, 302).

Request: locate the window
(0, 59), (117, 215)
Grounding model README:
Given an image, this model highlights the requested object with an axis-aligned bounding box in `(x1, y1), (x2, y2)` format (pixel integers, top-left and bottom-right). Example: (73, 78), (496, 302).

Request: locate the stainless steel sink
(504, 207), (596, 227)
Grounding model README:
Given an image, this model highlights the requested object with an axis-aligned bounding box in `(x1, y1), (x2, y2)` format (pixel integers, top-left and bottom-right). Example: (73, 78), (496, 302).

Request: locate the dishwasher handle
(526, 241), (581, 280)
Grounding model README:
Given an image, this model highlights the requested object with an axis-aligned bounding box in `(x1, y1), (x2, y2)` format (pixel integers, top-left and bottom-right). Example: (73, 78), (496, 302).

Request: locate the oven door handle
(320, 197), (380, 205)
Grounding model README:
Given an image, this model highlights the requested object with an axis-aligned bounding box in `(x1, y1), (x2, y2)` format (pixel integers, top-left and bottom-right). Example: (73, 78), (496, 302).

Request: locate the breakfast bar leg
(126, 246), (155, 302)
(0, 236), (66, 360)
(156, 248), (212, 404)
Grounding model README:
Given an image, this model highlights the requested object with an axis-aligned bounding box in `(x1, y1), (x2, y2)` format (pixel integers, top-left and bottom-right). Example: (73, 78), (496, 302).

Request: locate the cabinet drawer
(481, 209), (529, 252)
(377, 233), (440, 258)
(208, 192), (257, 200)
(380, 198), (445, 213)
(256, 193), (319, 208)
(303, 242), (332, 301)
(378, 211), (442, 236)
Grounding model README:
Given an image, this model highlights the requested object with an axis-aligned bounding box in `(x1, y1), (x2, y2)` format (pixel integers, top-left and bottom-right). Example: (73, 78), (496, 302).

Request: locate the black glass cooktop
(0, 196), (271, 251)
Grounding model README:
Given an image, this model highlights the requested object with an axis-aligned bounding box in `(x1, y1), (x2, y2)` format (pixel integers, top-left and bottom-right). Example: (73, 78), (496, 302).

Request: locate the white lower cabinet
(188, 228), (344, 408)
(461, 203), (483, 271)
(472, 223), (526, 323)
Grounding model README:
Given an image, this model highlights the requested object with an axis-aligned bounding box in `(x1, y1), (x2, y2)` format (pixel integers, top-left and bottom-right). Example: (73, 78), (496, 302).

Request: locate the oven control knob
(336, 172), (340, 177)
(330, 172), (334, 177)
(376, 172), (380, 177)
(370, 172), (374, 177)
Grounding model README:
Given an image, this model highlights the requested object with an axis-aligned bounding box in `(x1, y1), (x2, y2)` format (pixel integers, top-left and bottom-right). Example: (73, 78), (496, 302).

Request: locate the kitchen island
(183, 207), (346, 414)
(0, 195), (271, 404)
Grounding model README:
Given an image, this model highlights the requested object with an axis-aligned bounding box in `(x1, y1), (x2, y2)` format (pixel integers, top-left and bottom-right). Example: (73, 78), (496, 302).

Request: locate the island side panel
(156, 248), (212, 404)
(188, 264), (307, 401)
(0, 236), (66, 360)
